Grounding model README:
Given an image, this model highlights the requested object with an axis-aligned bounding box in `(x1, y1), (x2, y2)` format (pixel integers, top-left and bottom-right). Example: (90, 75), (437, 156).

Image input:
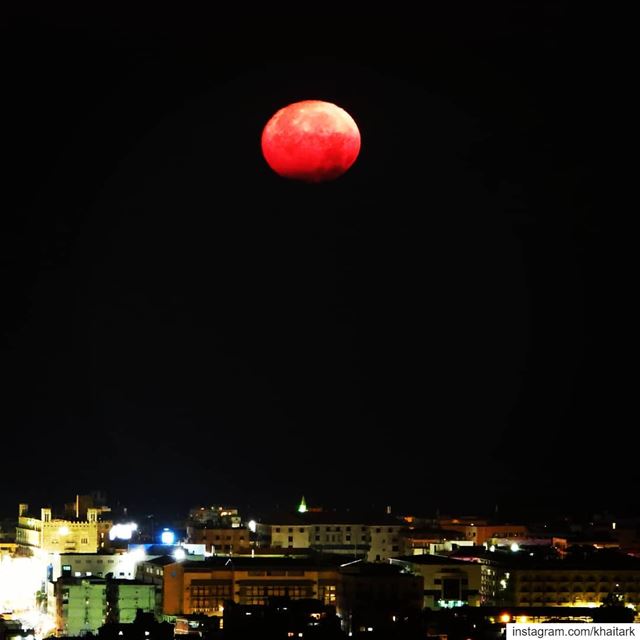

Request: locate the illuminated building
(390, 554), (499, 608)
(186, 525), (250, 554)
(50, 577), (156, 636)
(51, 552), (137, 581)
(438, 517), (528, 546)
(188, 506), (241, 528)
(510, 556), (640, 608)
(138, 556), (341, 616)
(135, 556), (177, 616)
(15, 501), (112, 556)
(105, 581), (156, 624)
(50, 577), (106, 636)
(258, 512), (407, 561)
(398, 527), (471, 556)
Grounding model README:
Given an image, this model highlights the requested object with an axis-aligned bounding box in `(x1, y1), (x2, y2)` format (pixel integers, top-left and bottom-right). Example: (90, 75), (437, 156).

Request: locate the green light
(298, 496), (307, 514)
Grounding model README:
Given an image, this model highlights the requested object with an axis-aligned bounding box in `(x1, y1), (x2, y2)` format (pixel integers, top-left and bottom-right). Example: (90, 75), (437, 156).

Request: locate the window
(299, 528), (305, 533)
(275, 528), (281, 533)
(288, 528), (293, 533)
(288, 536), (293, 543)
(346, 535), (351, 542)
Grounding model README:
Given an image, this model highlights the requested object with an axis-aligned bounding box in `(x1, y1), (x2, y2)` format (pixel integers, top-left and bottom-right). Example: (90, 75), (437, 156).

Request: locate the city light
(109, 522), (138, 541)
(248, 519), (257, 533)
(58, 526), (70, 536)
(500, 613), (511, 623)
(510, 542), (520, 552)
(128, 547), (146, 563)
(173, 548), (186, 561)
(160, 528), (176, 545)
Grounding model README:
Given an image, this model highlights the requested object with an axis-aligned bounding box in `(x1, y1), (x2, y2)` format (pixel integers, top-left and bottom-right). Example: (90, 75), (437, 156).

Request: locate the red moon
(261, 100), (361, 183)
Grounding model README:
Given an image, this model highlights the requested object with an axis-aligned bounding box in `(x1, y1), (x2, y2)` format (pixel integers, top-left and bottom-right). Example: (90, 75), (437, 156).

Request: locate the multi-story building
(139, 556), (341, 617)
(258, 512), (407, 561)
(105, 581), (156, 623)
(509, 555), (640, 608)
(16, 501), (112, 557)
(188, 506), (241, 528)
(51, 552), (137, 581)
(398, 527), (470, 556)
(391, 554), (499, 608)
(339, 561), (424, 635)
(438, 517), (527, 546)
(186, 526), (251, 554)
(135, 556), (177, 616)
(50, 577), (107, 637)
(49, 577), (156, 635)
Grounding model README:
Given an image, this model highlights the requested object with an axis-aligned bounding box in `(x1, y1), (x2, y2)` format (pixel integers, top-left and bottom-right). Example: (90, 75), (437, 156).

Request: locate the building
(258, 512), (407, 561)
(51, 577), (107, 637)
(391, 554), (499, 608)
(438, 517), (528, 546)
(144, 555), (341, 617)
(50, 577), (156, 636)
(51, 551), (137, 581)
(188, 506), (241, 528)
(186, 525), (251, 554)
(105, 581), (156, 623)
(135, 556), (177, 616)
(398, 527), (470, 556)
(509, 554), (640, 608)
(16, 500), (112, 557)
(339, 561), (424, 636)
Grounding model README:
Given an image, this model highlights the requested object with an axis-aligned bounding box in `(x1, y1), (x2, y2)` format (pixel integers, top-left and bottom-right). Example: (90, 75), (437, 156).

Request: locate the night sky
(1, 6), (627, 518)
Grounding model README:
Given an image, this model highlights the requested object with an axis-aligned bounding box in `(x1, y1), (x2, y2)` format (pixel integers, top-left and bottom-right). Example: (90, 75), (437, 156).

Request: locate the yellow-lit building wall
(513, 568), (640, 607)
(16, 506), (110, 555)
(161, 564), (341, 616)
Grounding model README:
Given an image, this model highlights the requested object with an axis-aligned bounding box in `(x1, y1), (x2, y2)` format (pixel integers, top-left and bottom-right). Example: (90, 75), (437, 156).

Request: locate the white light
(248, 520), (257, 533)
(510, 543), (520, 552)
(174, 548), (186, 561)
(58, 526), (70, 536)
(129, 547), (146, 563)
(109, 522), (138, 541)
(161, 529), (176, 545)
(489, 545), (496, 552)
(612, 522), (617, 530)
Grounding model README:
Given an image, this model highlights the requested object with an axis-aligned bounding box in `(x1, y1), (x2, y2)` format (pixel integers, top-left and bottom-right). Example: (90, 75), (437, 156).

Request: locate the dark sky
(0, 6), (628, 518)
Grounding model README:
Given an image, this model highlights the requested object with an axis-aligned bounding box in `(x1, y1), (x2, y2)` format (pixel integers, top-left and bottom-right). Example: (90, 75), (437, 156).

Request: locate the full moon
(261, 100), (361, 183)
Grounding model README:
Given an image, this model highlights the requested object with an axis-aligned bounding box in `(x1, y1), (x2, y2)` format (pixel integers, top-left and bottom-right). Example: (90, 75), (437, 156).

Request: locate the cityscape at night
(1, 3), (627, 640)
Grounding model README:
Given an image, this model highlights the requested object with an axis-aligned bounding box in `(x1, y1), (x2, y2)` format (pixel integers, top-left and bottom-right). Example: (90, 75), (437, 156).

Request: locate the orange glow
(500, 613), (511, 623)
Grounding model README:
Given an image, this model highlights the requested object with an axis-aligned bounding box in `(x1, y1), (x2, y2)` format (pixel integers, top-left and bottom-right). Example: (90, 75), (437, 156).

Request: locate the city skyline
(1, 5), (625, 518)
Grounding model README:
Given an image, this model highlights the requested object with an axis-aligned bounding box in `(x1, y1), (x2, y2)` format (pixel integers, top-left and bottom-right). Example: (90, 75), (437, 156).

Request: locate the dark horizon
(1, 6), (629, 519)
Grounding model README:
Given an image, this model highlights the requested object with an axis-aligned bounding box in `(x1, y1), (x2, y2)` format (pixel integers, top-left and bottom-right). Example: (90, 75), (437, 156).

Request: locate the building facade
(16, 502), (112, 556)
(391, 555), (498, 608)
(186, 526), (251, 554)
